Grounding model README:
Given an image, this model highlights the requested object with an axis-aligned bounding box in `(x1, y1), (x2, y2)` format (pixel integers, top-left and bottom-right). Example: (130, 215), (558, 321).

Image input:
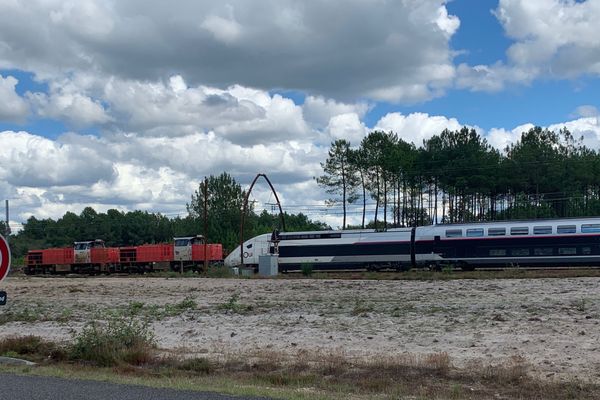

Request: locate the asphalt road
(0, 373), (275, 400)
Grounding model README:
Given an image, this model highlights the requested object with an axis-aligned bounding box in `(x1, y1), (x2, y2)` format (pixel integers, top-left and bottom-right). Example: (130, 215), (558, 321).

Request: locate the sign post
(0, 233), (11, 305)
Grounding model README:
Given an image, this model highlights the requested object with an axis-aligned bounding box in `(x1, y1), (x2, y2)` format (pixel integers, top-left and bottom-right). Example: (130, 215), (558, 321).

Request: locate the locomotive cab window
(581, 224), (600, 233)
(488, 228), (506, 236)
(466, 228), (484, 237)
(510, 227), (529, 235)
(445, 229), (462, 238)
(557, 225), (577, 234)
(533, 226), (552, 235)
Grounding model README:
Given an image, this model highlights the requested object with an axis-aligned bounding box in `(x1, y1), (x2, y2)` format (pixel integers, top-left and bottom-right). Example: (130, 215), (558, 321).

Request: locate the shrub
(0, 335), (66, 362)
(70, 315), (155, 366)
(301, 263), (313, 276)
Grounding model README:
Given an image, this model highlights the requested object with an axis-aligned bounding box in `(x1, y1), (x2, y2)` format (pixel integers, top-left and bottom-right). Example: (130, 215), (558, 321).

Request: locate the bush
(0, 335), (66, 362)
(70, 315), (156, 366)
(301, 263), (313, 276)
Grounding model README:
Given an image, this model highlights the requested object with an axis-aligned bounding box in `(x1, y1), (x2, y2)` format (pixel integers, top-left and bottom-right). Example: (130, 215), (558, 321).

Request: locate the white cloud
(486, 123), (535, 151)
(0, 75), (28, 122)
(455, 0), (600, 92)
(200, 5), (242, 44)
(374, 112), (465, 145)
(325, 113), (367, 144)
(572, 105), (599, 119)
(548, 117), (600, 150)
(302, 96), (370, 129)
(0, 130), (116, 187)
(27, 90), (111, 127)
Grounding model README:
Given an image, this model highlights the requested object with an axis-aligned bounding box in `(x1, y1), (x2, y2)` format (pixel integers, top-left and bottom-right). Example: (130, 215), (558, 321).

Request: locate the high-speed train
(224, 217), (600, 271)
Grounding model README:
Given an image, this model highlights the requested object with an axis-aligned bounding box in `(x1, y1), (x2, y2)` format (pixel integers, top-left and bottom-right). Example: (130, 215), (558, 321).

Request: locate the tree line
(9, 172), (327, 257)
(317, 126), (600, 229)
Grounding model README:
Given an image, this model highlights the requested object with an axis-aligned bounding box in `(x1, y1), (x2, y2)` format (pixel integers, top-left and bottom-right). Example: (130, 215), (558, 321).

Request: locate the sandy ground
(0, 276), (599, 382)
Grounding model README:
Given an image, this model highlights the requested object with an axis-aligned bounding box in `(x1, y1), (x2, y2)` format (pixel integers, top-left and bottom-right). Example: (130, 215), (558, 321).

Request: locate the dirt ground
(1, 275), (599, 382)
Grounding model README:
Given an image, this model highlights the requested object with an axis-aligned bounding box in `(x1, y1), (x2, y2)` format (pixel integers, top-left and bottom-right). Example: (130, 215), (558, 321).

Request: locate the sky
(1, 0), (600, 230)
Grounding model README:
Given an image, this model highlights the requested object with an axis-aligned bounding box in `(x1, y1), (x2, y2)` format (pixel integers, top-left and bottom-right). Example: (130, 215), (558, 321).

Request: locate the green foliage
(177, 357), (214, 374)
(316, 139), (360, 229)
(70, 314), (155, 366)
(301, 263), (313, 276)
(217, 293), (253, 314)
(319, 125), (600, 227)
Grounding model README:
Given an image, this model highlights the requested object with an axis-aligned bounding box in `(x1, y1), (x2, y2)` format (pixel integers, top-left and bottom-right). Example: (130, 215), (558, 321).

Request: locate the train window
(488, 228), (506, 236)
(557, 225), (577, 234)
(534, 248), (553, 256)
(533, 226), (552, 235)
(445, 229), (462, 238)
(489, 249), (507, 256)
(511, 248), (530, 256)
(581, 247), (592, 255)
(510, 227), (529, 235)
(466, 228), (484, 237)
(581, 224), (600, 233)
(558, 247), (577, 255)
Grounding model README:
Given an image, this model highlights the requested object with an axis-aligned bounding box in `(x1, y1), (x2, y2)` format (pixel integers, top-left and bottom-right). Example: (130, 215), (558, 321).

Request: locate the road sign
(0, 233), (10, 282)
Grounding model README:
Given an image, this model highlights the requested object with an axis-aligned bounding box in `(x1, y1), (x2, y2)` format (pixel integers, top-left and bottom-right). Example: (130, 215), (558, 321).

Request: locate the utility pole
(4, 200), (9, 241)
(203, 177), (208, 271)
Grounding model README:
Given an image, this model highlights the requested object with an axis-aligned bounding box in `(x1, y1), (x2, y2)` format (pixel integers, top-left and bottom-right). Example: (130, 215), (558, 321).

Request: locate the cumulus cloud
(302, 96), (370, 129)
(0, 0), (460, 103)
(374, 112), (466, 145)
(27, 90), (111, 127)
(325, 113), (367, 144)
(0, 75), (28, 122)
(0, 130), (116, 187)
(458, 0), (600, 92)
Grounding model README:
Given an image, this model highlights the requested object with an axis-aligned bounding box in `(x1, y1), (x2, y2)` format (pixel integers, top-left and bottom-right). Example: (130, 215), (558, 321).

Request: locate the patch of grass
(204, 265), (232, 278)
(69, 314), (156, 367)
(300, 263), (313, 276)
(0, 336), (66, 362)
(351, 300), (374, 316)
(163, 296), (197, 316)
(573, 298), (587, 313)
(175, 357), (214, 374)
(217, 294), (253, 314)
(0, 305), (47, 325)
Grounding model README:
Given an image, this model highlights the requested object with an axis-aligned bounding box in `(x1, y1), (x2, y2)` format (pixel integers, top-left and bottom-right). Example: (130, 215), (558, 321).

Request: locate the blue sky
(1, 0), (600, 226)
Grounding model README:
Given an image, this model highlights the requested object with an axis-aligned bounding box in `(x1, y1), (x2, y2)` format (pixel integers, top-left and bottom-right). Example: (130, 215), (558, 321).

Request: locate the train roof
(424, 216), (600, 228)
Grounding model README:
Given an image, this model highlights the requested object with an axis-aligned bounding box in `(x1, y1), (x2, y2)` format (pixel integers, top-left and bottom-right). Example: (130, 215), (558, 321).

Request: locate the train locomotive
(225, 217), (600, 271)
(26, 235), (223, 275)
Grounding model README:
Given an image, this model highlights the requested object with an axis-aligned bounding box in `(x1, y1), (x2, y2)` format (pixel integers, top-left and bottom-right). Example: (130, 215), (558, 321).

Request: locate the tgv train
(224, 217), (600, 271)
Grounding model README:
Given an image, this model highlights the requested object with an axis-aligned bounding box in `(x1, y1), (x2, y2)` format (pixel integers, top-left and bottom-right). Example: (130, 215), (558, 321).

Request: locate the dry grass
(1, 338), (599, 400)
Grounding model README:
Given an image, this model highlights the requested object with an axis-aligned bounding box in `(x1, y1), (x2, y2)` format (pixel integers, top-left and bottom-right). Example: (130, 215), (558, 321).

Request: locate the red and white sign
(0, 234), (10, 282)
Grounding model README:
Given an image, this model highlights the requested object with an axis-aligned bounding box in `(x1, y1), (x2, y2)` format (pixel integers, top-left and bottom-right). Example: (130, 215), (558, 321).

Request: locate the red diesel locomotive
(25, 235), (223, 275)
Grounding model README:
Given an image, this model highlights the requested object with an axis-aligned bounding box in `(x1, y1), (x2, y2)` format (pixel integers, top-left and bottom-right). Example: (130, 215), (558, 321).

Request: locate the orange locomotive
(25, 236), (223, 275)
